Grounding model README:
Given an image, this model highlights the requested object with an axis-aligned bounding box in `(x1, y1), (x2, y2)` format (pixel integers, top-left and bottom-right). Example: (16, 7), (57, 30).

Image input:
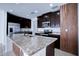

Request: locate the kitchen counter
(36, 32), (60, 36)
(11, 34), (57, 56)
(48, 32), (60, 35)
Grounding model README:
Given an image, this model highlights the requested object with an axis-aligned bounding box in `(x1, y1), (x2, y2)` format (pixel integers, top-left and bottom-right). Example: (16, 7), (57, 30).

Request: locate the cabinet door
(60, 3), (78, 55)
(37, 12), (60, 28)
(60, 4), (69, 51)
(13, 43), (21, 56)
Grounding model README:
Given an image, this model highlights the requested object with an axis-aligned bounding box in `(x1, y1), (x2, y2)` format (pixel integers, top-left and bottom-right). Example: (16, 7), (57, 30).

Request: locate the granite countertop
(11, 34), (57, 56)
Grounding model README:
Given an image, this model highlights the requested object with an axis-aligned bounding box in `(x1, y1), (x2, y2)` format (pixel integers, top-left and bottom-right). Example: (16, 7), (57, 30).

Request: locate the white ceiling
(0, 3), (64, 19)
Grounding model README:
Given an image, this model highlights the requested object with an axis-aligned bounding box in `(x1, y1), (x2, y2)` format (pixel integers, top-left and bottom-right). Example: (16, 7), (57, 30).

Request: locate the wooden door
(60, 3), (78, 55)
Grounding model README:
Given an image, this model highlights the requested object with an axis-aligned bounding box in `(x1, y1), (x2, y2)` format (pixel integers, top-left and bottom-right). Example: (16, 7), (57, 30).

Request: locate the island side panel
(46, 42), (55, 56)
(13, 43), (21, 56)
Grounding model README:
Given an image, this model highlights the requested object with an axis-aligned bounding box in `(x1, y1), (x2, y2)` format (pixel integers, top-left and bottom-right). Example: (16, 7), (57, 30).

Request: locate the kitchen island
(10, 34), (57, 56)
(36, 32), (60, 49)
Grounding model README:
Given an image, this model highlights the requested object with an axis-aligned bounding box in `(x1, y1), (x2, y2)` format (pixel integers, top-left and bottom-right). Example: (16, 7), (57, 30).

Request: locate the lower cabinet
(13, 43), (25, 56)
(48, 35), (60, 49)
(41, 34), (60, 49)
(12, 43), (24, 56)
(13, 43), (21, 56)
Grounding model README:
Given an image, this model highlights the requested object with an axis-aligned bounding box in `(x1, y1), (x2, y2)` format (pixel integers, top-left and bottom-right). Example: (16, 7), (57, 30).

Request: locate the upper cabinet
(7, 12), (31, 28)
(37, 11), (60, 28)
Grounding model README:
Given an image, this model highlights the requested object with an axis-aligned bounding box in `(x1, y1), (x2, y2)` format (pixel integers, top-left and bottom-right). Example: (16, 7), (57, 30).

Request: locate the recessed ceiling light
(31, 10), (38, 14)
(49, 4), (53, 7)
(9, 10), (13, 12)
(27, 15), (29, 17)
(34, 10), (38, 13)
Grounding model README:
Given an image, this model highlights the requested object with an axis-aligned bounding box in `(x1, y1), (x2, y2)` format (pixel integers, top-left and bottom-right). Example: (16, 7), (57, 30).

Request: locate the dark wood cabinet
(60, 3), (78, 55)
(48, 34), (60, 49)
(37, 11), (60, 28)
(20, 19), (31, 28)
(7, 12), (31, 28)
(13, 43), (21, 56)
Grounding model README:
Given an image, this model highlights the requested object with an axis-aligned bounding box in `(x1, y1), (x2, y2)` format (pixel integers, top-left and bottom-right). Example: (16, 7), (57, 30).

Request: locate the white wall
(0, 10), (7, 55)
(31, 18), (37, 36)
(0, 10), (7, 44)
(7, 37), (13, 53)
